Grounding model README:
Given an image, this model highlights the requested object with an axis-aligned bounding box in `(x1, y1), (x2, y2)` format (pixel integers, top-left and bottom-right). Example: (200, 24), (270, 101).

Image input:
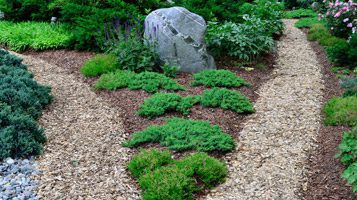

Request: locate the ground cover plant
(94, 70), (136, 90)
(80, 54), (119, 77)
(295, 17), (323, 28)
(341, 77), (357, 97)
(129, 149), (228, 200)
(283, 8), (317, 19)
(324, 96), (357, 126)
(124, 118), (235, 152)
(0, 21), (72, 52)
(192, 69), (249, 88)
(0, 50), (52, 160)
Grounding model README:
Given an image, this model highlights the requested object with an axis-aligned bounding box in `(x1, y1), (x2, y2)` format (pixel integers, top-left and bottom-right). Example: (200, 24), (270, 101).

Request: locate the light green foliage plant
(307, 23), (331, 41)
(138, 93), (200, 118)
(324, 96), (357, 126)
(192, 70), (249, 88)
(201, 88), (255, 113)
(0, 21), (72, 52)
(80, 54), (119, 77)
(283, 8), (317, 19)
(341, 77), (357, 97)
(124, 118), (235, 152)
(128, 72), (185, 93)
(161, 63), (178, 78)
(95, 70), (136, 90)
(295, 17), (322, 28)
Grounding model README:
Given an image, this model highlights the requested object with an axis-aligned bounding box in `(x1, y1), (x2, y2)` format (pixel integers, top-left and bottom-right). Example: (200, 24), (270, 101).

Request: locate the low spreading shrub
(128, 72), (185, 93)
(201, 88), (255, 113)
(341, 77), (357, 97)
(138, 93), (200, 118)
(326, 38), (356, 69)
(324, 96), (357, 126)
(192, 70), (248, 88)
(129, 149), (228, 200)
(336, 127), (357, 193)
(307, 23), (331, 41)
(283, 8), (317, 19)
(80, 54), (119, 77)
(161, 63), (178, 78)
(94, 70), (136, 90)
(124, 118), (235, 152)
(318, 36), (346, 47)
(295, 17), (322, 28)
(0, 21), (72, 52)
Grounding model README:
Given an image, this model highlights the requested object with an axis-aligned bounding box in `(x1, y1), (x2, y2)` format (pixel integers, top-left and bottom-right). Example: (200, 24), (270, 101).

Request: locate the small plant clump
(201, 88), (255, 113)
(324, 96), (357, 126)
(80, 54), (119, 77)
(128, 72), (185, 93)
(295, 17), (321, 28)
(138, 93), (200, 118)
(283, 9), (317, 19)
(95, 70), (135, 90)
(124, 118), (235, 152)
(192, 69), (249, 88)
(128, 149), (228, 200)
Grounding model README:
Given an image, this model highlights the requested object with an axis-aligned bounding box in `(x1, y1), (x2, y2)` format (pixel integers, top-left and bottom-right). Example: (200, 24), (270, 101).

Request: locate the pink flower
(334, 11), (342, 17)
(343, 18), (349, 22)
(326, 11), (331, 16)
(347, 23), (353, 27)
(329, 2), (334, 7)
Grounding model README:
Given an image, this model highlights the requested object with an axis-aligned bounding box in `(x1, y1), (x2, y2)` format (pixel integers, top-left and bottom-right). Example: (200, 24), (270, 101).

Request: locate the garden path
(205, 19), (325, 199)
(10, 52), (140, 199)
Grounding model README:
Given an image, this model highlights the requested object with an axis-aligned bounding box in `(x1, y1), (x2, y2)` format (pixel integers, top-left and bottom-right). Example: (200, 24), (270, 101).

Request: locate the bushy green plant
(324, 96), (357, 126)
(192, 70), (248, 88)
(0, 21), (72, 52)
(128, 72), (184, 93)
(161, 63), (178, 78)
(319, 36), (346, 47)
(138, 93), (200, 118)
(295, 17), (322, 28)
(95, 70), (135, 90)
(80, 54), (119, 77)
(307, 23), (331, 41)
(206, 15), (275, 61)
(128, 149), (228, 200)
(0, 0), (55, 21)
(284, 8), (317, 19)
(342, 162), (357, 193)
(201, 88), (255, 113)
(326, 39), (354, 69)
(341, 77), (357, 97)
(124, 118), (235, 152)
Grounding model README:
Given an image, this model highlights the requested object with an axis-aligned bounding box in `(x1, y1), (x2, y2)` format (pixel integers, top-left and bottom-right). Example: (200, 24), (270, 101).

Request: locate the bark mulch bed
(302, 29), (355, 200)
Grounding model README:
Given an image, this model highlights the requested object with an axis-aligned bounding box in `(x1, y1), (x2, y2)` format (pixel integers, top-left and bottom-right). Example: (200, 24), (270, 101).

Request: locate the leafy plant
(307, 23), (331, 41)
(324, 96), (357, 126)
(284, 8), (317, 19)
(138, 93), (200, 118)
(128, 72), (184, 93)
(124, 118), (235, 152)
(201, 88), (255, 113)
(295, 17), (323, 28)
(192, 70), (249, 88)
(95, 70), (136, 90)
(342, 162), (357, 193)
(161, 63), (178, 78)
(80, 54), (119, 77)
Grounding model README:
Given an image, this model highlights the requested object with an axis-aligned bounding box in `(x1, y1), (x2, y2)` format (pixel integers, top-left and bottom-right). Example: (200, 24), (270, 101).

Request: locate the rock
(144, 7), (216, 73)
(311, 2), (320, 11)
(6, 158), (14, 165)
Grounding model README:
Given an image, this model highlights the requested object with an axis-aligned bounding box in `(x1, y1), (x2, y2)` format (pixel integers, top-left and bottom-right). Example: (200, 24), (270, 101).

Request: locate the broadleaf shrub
(123, 118), (235, 152)
(324, 96), (357, 126)
(201, 88), (255, 113)
(80, 54), (119, 77)
(192, 70), (248, 88)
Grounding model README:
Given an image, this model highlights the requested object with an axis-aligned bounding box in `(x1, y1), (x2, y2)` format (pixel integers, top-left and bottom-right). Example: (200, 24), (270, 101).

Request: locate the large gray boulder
(144, 7), (216, 73)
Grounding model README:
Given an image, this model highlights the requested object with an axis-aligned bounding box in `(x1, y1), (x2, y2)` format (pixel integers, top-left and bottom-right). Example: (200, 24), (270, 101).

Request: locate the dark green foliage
(0, 50), (51, 160)
(192, 70), (248, 88)
(128, 72), (185, 93)
(138, 93), (200, 118)
(336, 128), (357, 193)
(341, 77), (357, 97)
(95, 70), (135, 90)
(128, 149), (228, 200)
(283, 9), (317, 19)
(128, 149), (173, 178)
(80, 54), (119, 77)
(324, 96), (357, 126)
(295, 17), (321, 28)
(161, 63), (178, 78)
(201, 88), (255, 113)
(124, 118), (235, 152)
(0, 0), (55, 21)
(307, 23), (330, 41)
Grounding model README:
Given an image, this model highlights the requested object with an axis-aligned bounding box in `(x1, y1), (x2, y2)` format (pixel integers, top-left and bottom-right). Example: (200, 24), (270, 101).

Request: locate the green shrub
(161, 63), (178, 78)
(80, 54), (119, 77)
(138, 93), (200, 118)
(283, 8), (317, 19)
(307, 23), (330, 41)
(124, 118), (235, 152)
(201, 88), (255, 113)
(95, 70), (135, 90)
(341, 77), (357, 97)
(128, 149), (228, 200)
(295, 17), (322, 28)
(192, 70), (248, 88)
(0, 21), (72, 52)
(342, 162), (357, 193)
(128, 149), (173, 178)
(324, 96), (357, 126)
(319, 36), (346, 47)
(128, 72), (184, 93)
(0, 0), (54, 21)
(326, 40), (351, 68)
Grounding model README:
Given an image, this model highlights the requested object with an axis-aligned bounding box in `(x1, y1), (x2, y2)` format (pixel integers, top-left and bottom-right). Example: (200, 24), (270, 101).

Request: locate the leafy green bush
(138, 93), (200, 118)
(295, 17), (321, 28)
(319, 36), (346, 47)
(124, 118), (235, 152)
(283, 8), (317, 19)
(201, 88), (255, 113)
(80, 54), (119, 77)
(128, 149), (228, 200)
(0, 50), (52, 160)
(326, 39), (353, 69)
(336, 127), (357, 193)
(161, 63), (178, 78)
(0, 21), (72, 52)
(0, 0), (55, 21)
(307, 23), (331, 41)
(206, 15), (275, 61)
(192, 70), (248, 88)
(128, 72), (184, 93)
(95, 70), (135, 90)
(324, 96), (357, 126)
